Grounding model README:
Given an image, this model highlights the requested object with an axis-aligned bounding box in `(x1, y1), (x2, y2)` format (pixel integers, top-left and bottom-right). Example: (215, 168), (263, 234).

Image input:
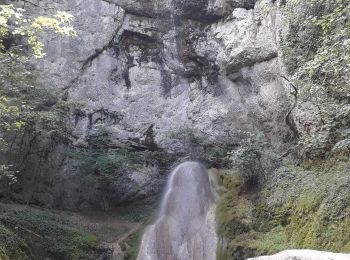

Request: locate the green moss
(251, 226), (291, 255)
(115, 197), (158, 260)
(122, 226), (145, 260)
(121, 216), (156, 260)
(217, 156), (350, 258)
(295, 191), (323, 214)
(216, 171), (257, 259)
(281, 0), (350, 100)
(217, 172), (249, 238)
(265, 157), (350, 253)
(0, 205), (99, 259)
(0, 222), (29, 260)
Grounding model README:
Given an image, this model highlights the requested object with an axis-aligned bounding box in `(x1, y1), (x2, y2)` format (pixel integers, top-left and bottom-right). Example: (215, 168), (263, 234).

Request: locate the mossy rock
(216, 171), (257, 259)
(216, 156), (350, 258)
(262, 157), (350, 253)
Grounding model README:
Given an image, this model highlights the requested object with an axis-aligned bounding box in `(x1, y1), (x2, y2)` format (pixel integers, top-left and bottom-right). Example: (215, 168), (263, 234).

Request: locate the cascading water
(137, 161), (217, 260)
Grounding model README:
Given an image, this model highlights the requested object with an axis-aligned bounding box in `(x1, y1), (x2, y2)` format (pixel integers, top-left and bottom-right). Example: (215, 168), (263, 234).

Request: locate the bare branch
(280, 75), (299, 140)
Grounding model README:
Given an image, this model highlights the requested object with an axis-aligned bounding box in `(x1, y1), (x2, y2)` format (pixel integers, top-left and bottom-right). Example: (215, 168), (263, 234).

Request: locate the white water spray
(137, 161), (217, 260)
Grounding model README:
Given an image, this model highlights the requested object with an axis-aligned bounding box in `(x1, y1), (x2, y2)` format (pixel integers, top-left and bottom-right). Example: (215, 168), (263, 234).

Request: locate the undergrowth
(0, 204), (99, 260)
(216, 155), (350, 259)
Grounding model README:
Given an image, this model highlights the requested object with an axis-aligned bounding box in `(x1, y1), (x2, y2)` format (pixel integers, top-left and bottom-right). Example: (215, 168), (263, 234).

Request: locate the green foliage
(227, 132), (269, 186)
(228, 144), (262, 185)
(121, 225), (147, 260)
(296, 104), (350, 161)
(0, 222), (28, 260)
(0, 74), (71, 186)
(251, 226), (291, 255)
(0, 165), (18, 185)
(304, 0), (350, 99)
(0, 4), (76, 184)
(165, 127), (234, 168)
(281, 0), (323, 75)
(0, 3), (75, 135)
(115, 198), (158, 223)
(69, 147), (140, 183)
(260, 157), (350, 250)
(120, 201), (158, 260)
(1, 77), (70, 130)
(0, 4), (76, 58)
(216, 171), (256, 259)
(0, 205), (98, 260)
(281, 0), (350, 100)
(217, 155), (350, 258)
(68, 138), (177, 187)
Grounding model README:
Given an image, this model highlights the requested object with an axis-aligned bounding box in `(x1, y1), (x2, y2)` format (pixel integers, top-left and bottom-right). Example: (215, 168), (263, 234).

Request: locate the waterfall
(137, 161), (217, 260)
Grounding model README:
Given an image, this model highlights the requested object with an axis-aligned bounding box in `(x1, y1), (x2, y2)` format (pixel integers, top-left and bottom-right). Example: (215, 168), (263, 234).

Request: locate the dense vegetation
(0, 5), (94, 259)
(217, 155), (350, 259)
(0, 204), (99, 260)
(282, 0), (349, 100)
(217, 0), (350, 258)
(0, 4), (75, 185)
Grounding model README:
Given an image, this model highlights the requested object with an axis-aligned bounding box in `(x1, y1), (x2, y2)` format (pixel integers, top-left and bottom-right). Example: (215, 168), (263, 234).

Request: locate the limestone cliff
(6, 0), (294, 210)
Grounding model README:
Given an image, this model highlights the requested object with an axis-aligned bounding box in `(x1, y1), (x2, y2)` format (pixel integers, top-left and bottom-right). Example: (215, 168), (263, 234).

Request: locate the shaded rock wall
(7, 0), (294, 210)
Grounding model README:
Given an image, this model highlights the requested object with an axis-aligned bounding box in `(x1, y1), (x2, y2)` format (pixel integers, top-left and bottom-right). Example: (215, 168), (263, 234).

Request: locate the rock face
(8, 0), (294, 209)
(248, 250), (350, 260)
(26, 0), (291, 147)
(137, 162), (217, 260)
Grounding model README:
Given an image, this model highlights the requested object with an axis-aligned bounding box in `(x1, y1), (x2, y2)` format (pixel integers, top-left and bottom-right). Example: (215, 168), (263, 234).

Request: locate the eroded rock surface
(8, 0), (293, 209)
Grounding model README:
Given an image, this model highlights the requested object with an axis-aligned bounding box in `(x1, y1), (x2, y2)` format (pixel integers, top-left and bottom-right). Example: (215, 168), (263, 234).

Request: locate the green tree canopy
(0, 4), (76, 184)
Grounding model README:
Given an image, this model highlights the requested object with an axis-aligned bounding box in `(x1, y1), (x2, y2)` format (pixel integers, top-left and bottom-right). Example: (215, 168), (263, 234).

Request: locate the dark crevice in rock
(232, 246), (256, 260)
(227, 0), (257, 11)
(124, 8), (168, 19)
(123, 69), (132, 89)
(143, 124), (158, 151)
(160, 68), (173, 97)
(280, 75), (300, 141)
(176, 13), (223, 24)
(227, 50), (278, 77)
(73, 109), (86, 126)
(85, 109), (124, 130)
(120, 29), (175, 95)
(173, 0), (222, 23)
(79, 11), (126, 72)
(61, 12), (126, 94)
(174, 19), (222, 95)
(119, 30), (163, 63)
(121, 30), (162, 45)
(102, 0), (168, 19)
